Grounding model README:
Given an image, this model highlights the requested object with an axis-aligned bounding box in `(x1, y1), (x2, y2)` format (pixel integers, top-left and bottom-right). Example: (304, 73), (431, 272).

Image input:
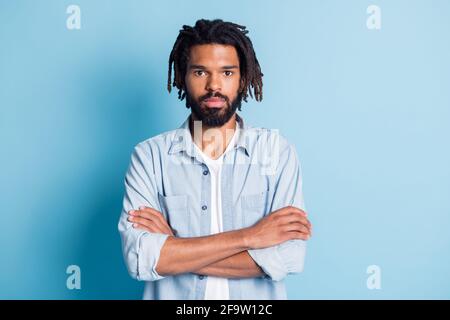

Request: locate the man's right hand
(243, 206), (312, 249)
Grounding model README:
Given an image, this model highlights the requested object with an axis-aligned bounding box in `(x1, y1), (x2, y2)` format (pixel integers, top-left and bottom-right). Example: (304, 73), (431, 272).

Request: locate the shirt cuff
(248, 240), (306, 282)
(137, 232), (170, 281)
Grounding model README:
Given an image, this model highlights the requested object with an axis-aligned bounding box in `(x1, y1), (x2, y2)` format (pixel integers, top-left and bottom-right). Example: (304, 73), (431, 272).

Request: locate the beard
(186, 90), (242, 127)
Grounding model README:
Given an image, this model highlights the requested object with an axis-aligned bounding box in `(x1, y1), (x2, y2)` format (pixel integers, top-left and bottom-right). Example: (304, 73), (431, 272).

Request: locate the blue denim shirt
(118, 114), (307, 299)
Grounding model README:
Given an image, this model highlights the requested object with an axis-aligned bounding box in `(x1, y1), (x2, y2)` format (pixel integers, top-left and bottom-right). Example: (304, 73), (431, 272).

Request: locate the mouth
(202, 97), (226, 108)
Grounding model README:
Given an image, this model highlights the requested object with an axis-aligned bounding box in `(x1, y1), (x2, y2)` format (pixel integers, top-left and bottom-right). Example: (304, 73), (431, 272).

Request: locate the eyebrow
(188, 64), (239, 70)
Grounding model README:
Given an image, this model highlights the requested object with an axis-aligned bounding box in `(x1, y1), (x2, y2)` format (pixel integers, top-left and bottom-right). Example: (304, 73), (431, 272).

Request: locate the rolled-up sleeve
(118, 143), (169, 282)
(248, 142), (307, 282)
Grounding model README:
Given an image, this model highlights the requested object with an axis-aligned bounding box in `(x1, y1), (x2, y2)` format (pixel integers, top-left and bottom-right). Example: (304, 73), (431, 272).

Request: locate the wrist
(238, 227), (253, 250)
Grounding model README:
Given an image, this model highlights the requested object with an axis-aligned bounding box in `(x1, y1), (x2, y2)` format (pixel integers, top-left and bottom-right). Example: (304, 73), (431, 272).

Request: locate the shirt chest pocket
(158, 193), (190, 238)
(241, 191), (268, 227)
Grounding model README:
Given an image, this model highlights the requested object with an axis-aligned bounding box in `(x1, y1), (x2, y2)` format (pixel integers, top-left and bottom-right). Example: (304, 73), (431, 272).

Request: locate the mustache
(199, 92), (229, 102)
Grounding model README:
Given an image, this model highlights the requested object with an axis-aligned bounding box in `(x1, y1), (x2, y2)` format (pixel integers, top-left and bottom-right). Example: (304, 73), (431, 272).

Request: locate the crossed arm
(195, 251), (263, 278)
(128, 206), (311, 279)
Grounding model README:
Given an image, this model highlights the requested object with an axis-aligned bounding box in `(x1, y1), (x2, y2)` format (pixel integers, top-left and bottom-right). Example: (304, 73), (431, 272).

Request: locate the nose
(205, 73), (221, 92)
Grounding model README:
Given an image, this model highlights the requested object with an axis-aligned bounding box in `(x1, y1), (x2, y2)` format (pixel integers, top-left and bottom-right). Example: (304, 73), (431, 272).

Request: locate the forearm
(192, 251), (264, 279)
(155, 228), (250, 276)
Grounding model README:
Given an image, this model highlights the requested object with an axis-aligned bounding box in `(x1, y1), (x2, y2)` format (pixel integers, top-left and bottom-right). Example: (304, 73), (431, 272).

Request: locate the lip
(203, 98), (225, 108)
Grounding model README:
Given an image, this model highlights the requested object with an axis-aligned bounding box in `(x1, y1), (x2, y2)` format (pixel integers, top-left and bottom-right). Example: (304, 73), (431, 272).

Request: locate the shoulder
(244, 125), (295, 155)
(133, 127), (181, 155)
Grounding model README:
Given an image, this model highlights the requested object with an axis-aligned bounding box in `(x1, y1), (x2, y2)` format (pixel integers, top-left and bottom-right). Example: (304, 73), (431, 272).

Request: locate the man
(118, 19), (312, 300)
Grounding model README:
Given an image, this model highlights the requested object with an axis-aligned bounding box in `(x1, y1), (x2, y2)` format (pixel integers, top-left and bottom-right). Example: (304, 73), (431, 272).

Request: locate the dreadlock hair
(167, 19), (263, 109)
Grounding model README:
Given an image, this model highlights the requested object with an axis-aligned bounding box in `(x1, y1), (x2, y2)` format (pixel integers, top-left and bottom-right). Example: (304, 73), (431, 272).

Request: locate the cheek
(185, 76), (204, 95)
(224, 77), (241, 98)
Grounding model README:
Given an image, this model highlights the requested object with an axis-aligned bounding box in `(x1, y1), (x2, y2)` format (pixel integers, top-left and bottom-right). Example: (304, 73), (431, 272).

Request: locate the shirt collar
(168, 113), (251, 158)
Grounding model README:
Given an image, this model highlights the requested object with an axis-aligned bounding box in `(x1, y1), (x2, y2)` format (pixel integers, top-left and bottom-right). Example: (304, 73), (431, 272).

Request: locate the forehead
(187, 44), (239, 67)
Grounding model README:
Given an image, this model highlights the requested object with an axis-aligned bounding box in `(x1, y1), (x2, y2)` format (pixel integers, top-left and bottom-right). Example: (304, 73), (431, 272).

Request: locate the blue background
(1, 0), (449, 299)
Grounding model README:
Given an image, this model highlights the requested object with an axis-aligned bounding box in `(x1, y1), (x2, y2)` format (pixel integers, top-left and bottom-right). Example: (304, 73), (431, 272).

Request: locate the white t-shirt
(194, 128), (239, 300)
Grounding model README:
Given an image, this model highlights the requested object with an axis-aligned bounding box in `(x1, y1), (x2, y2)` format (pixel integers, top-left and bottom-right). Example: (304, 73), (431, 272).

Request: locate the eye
(224, 71), (233, 76)
(194, 70), (206, 77)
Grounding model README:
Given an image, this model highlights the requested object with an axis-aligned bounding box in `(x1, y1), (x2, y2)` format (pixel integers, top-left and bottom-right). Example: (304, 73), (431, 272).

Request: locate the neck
(189, 113), (237, 160)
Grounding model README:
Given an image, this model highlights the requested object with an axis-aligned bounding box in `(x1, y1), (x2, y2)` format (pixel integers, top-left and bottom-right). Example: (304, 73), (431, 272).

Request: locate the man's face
(184, 44), (242, 127)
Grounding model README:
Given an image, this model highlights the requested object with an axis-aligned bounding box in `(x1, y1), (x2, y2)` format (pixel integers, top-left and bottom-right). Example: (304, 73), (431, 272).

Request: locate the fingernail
(139, 206), (145, 210)
(128, 210), (134, 215)
(132, 223), (138, 228)
(128, 217), (133, 221)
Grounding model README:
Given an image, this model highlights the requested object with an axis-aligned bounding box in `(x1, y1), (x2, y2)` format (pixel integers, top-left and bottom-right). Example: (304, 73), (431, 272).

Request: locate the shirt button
(201, 205), (207, 211)
(198, 275), (205, 280)
(203, 170), (209, 175)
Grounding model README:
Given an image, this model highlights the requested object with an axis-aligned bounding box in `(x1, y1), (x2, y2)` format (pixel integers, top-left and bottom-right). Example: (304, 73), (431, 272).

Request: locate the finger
(278, 206), (307, 218)
(287, 221), (311, 233)
(137, 208), (172, 231)
(294, 213), (311, 228)
(138, 206), (166, 220)
(132, 223), (152, 232)
(132, 209), (161, 224)
(290, 210), (309, 221)
(283, 223), (310, 235)
(287, 206), (307, 216)
(131, 210), (170, 233)
(134, 211), (174, 236)
(128, 216), (162, 233)
(282, 214), (310, 227)
(130, 207), (164, 220)
(282, 214), (310, 226)
(286, 231), (310, 241)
